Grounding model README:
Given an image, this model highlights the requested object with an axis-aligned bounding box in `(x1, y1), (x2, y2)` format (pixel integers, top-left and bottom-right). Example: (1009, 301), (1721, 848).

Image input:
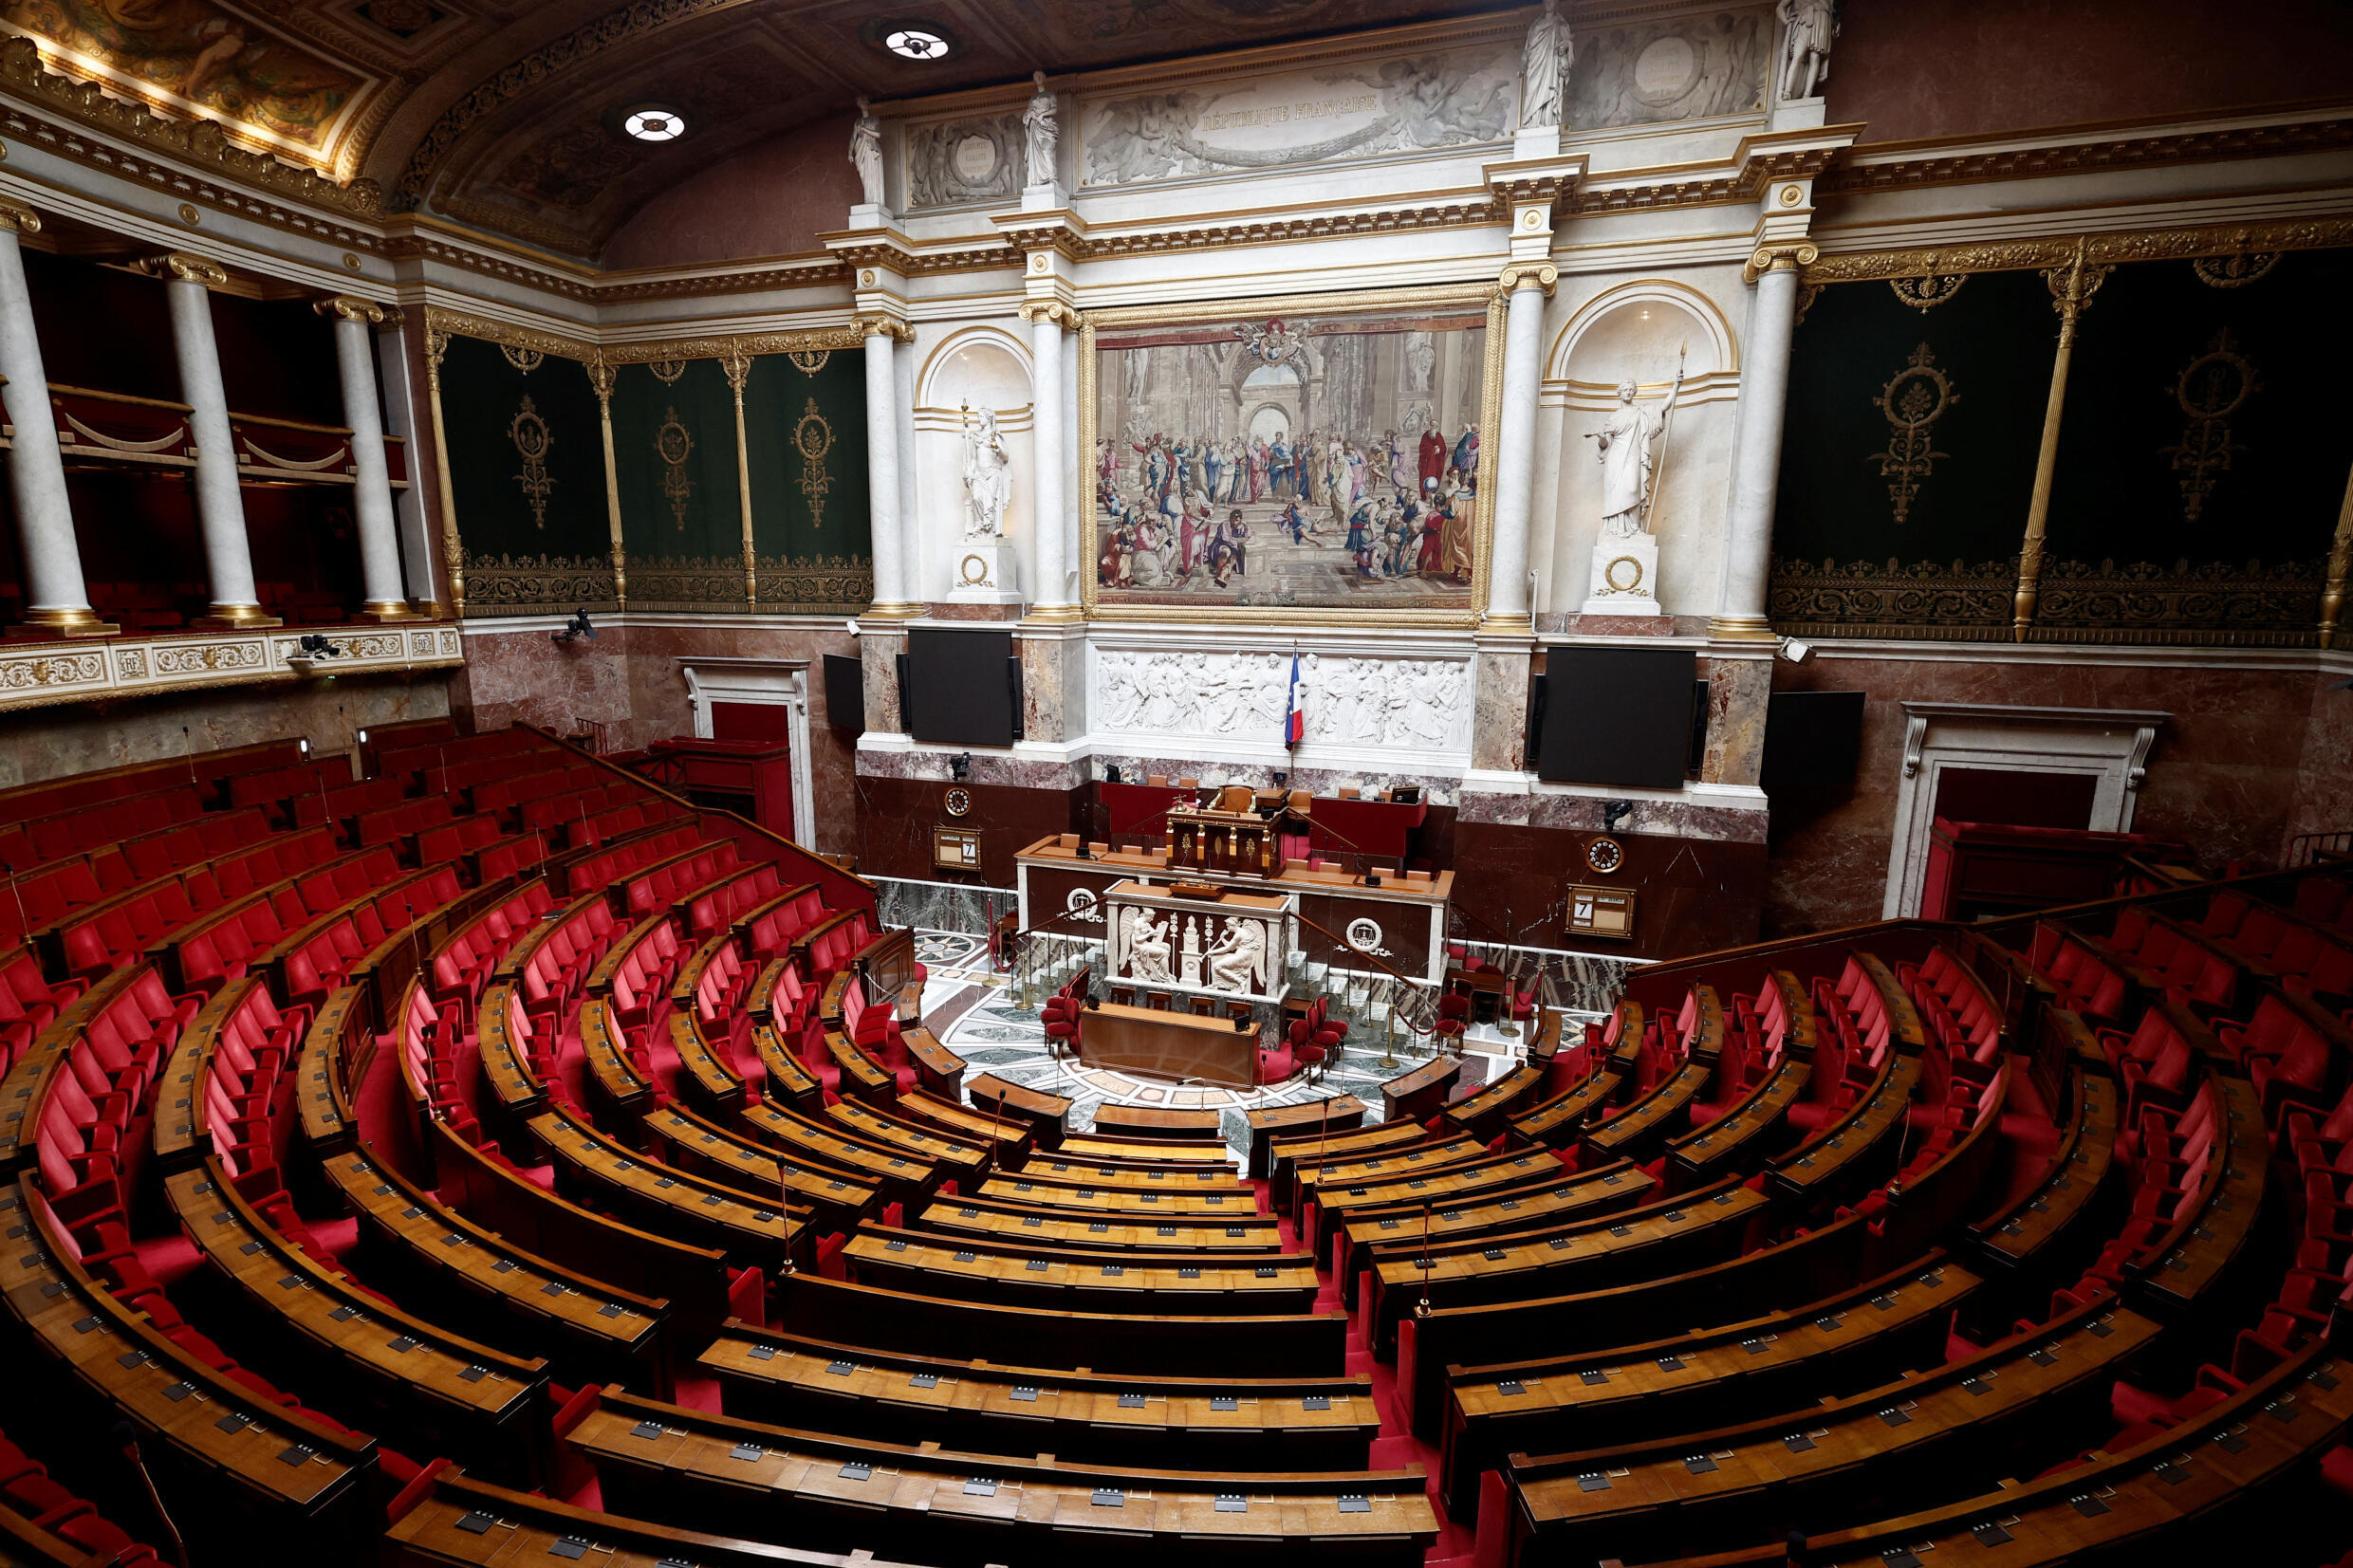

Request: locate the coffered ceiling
(0, 0), (1508, 258)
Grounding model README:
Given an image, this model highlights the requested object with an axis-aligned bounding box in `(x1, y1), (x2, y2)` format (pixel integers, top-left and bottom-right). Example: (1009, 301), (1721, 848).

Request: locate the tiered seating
(0, 1425), (163, 1563)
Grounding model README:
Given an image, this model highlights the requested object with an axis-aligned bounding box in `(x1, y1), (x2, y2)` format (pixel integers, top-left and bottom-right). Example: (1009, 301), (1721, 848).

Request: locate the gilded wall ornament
(500, 344), (545, 375)
(787, 351), (832, 376)
(509, 397), (554, 528)
(656, 408), (695, 530)
(1868, 344), (1956, 525)
(2162, 329), (2259, 523)
(1792, 283), (1823, 327)
(795, 398), (835, 531)
(648, 359), (690, 385)
(2192, 252), (2280, 288)
(1888, 274), (1967, 311)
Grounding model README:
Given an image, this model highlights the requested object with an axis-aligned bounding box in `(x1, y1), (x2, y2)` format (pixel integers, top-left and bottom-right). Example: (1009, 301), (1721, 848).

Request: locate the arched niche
(919, 328), (1032, 413)
(1549, 281), (1734, 395)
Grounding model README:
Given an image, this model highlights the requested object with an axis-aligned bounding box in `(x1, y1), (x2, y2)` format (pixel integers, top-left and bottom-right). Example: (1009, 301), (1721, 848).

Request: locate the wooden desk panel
(1269, 1112), (1421, 1208)
(1080, 1000), (1259, 1089)
(669, 1007), (748, 1116)
(571, 1389), (1436, 1567)
(1335, 1163), (1655, 1309)
(1970, 1066), (2119, 1280)
(1666, 1053), (1809, 1190)
(1381, 1055), (1461, 1123)
(892, 1086), (1035, 1164)
(750, 1021), (825, 1116)
(973, 1172), (1255, 1218)
(641, 1103), (879, 1227)
(841, 1225), (1321, 1317)
(1248, 1095), (1368, 1178)
(700, 1326), (1380, 1471)
(1582, 1057), (1712, 1165)
(913, 1194), (1283, 1254)
(824, 1098), (989, 1180)
(534, 1106), (807, 1276)
(1095, 1103), (1227, 1139)
(296, 982), (364, 1155)
(1442, 1061), (1546, 1143)
(1765, 1051), (1923, 1210)
(579, 996), (656, 1128)
(732, 1098), (937, 1206)
(966, 1074), (1072, 1147)
(165, 1164), (547, 1485)
(772, 1273), (1349, 1378)
(324, 1146), (670, 1396)
(1440, 1255), (1975, 1521)
(1306, 1147), (1561, 1262)
(1055, 1131), (1238, 1166)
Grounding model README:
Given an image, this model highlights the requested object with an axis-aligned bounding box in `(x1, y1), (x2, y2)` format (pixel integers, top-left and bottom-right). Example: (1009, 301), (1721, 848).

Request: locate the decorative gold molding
(1807, 217), (2353, 284)
(2012, 239), (2109, 639)
(0, 621), (461, 714)
(134, 251), (229, 288)
(419, 304), (596, 365)
(0, 196), (39, 235)
(1820, 115), (2353, 198)
(1741, 240), (1819, 286)
(0, 39), (382, 219)
(853, 314), (917, 345)
(314, 295), (385, 325)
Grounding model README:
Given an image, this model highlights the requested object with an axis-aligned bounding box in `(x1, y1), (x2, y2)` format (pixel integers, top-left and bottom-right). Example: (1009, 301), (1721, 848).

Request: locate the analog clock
(943, 786), (973, 819)
(1584, 836), (1624, 876)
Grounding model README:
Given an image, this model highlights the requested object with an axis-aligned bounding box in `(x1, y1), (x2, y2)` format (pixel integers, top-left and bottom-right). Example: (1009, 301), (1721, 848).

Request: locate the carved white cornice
(1822, 105), (2353, 197)
(0, 622), (462, 715)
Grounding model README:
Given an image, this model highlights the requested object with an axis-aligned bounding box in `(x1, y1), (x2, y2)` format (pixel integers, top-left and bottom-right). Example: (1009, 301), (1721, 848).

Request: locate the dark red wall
(854, 776), (1085, 889)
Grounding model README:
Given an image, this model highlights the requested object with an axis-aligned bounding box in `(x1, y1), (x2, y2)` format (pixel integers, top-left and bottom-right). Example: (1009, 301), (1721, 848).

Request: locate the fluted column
(1021, 301), (1082, 618)
(1713, 241), (1816, 639)
(858, 314), (917, 617)
(1484, 261), (1555, 631)
(145, 252), (272, 627)
(316, 296), (412, 620)
(0, 198), (109, 636)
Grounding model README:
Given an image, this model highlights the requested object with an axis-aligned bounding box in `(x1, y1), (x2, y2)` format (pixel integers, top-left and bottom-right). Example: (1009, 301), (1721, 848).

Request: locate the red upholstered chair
(1433, 992), (1470, 1055)
(1042, 996), (1082, 1059)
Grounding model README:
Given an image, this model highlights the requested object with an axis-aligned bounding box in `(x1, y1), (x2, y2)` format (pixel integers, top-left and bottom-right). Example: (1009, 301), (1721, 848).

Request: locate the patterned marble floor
(914, 932), (1543, 1164)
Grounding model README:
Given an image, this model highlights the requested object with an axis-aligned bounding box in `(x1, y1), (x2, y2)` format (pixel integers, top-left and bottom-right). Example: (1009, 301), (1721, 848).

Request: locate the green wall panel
(439, 335), (613, 614)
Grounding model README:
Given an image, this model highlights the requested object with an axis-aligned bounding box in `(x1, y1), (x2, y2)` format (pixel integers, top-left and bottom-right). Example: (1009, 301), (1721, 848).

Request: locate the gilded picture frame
(1078, 281), (1505, 628)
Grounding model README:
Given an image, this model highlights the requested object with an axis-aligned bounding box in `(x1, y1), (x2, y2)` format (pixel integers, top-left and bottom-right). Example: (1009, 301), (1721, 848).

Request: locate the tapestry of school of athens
(1092, 309), (1486, 612)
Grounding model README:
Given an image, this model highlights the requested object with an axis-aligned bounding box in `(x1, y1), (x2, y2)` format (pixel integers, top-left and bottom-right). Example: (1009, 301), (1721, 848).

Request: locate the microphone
(113, 1422), (191, 1568)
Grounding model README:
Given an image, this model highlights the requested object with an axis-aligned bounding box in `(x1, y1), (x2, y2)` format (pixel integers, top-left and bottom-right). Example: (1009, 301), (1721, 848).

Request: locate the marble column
(1485, 262), (1554, 630)
(317, 296), (411, 620)
(1023, 303), (1077, 617)
(148, 252), (272, 627)
(1699, 654), (1772, 786)
(1714, 242), (1816, 639)
(0, 198), (108, 636)
(861, 316), (917, 616)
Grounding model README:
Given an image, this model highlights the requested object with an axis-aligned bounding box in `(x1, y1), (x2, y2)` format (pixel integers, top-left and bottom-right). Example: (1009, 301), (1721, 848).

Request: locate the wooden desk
(1508, 1064), (1623, 1151)
(1581, 1056), (1712, 1166)
(1268, 1112), (1419, 1208)
(165, 1162), (549, 1485)
(975, 1171), (1252, 1219)
(1246, 1095), (1367, 1178)
(1080, 999), (1258, 1088)
(732, 1098), (937, 1207)
(1057, 1130), (1237, 1166)
(324, 1145), (671, 1397)
(1094, 1103), (1227, 1140)
(701, 1325), (1380, 1471)
(1970, 1066), (2118, 1280)
(295, 982), (365, 1156)
(1765, 1051), (1922, 1212)
(900, 1024), (965, 1098)
(571, 1387), (1436, 1567)
(965, 1074), (1071, 1147)
(1446, 965), (1509, 1024)
(1441, 1254), (1976, 1521)
(772, 1272), (1350, 1378)
(1665, 1052), (1809, 1190)
(914, 1194), (1283, 1255)
(750, 1020), (825, 1116)
(578, 996), (656, 1127)
(894, 1086), (1035, 1165)
(1442, 1061), (1546, 1143)
(841, 1224), (1321, 1317)
(643, 1102), (881, 1228)
(1381, 1055), (1462, 1122)
(824, 1098), (989, 1183)
(1335, 1163), (1655, 1310)
(534, 1106), (808, 1275)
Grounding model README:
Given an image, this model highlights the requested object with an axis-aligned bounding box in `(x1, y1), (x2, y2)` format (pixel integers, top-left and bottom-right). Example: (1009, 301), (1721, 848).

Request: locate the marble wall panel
(0, 671), (451, 790)
(1762, 655), (2330, 937)
(856, 774), (1084, 887)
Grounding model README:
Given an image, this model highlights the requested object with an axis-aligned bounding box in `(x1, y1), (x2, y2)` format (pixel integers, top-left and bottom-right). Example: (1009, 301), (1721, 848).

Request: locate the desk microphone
(114, 1422), (191, 1568)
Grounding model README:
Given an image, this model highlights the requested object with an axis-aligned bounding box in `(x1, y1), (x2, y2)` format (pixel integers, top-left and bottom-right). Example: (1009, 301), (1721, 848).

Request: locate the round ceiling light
(623, 106), (686, 142)
(884, 27), (949, 60)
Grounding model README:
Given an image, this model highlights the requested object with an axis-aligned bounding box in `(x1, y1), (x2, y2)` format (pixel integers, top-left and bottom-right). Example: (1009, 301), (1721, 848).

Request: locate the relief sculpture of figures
(1776, 0), (1838, 100)
(1022, 71), (1058, 187)
(1519, 0), (1571, 128)
(959, 400), (1010, 540)
(1592, 378), (1668, 539)
(849, 96), (885, 207)
(1125, 907), (1174, 983)
(1205, 917), (1269, 995)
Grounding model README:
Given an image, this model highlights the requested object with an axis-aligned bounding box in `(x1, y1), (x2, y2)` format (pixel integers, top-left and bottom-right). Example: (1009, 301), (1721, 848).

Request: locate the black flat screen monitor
(821, 653), (865, 733)
(906, 628), (1016, 747)
(1761, 690), (1866, 792)
(1538, 645), (1697, 788)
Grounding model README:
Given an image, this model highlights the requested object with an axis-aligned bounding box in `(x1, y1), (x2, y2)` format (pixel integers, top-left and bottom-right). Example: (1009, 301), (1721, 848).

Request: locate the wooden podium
(1080, 1000), (1259, 1089)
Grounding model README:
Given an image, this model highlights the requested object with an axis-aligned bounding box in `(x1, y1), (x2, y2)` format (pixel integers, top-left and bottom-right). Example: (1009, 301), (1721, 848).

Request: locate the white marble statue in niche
(959, 401), (1010, 540)
(1205, 917), (1270, 995)
(1179, 916), (1203, 987)
(849, 98), (884, 207)
(1519, 0), (1571, 127)
(1777, 0), (1838, 101)
(1592, 378), (1669, 539)
(1023, 71), (1058, 187)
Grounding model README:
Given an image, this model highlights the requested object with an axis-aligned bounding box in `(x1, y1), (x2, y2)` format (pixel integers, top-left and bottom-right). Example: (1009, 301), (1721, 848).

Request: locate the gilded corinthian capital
(136, 251), (231, 288)
(1498, 259), (1559, 296)
(853, 312), (916, 343)
(1017, 300), (1085, 331)
(0, 197), (41, 235)
(314, 294), (386, 324)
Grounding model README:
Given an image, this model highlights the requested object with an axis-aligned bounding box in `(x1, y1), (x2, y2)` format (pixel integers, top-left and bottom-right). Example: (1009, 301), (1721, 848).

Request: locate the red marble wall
(1829, 0), (2353, 144)
(599, 115), (862, 271)
(452, 618), (861, 853)
(1762, 655), (2335, 937)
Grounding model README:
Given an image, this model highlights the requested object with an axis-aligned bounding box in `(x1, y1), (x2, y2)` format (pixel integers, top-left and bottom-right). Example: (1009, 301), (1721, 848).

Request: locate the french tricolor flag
(1284, 654), (1306, 747)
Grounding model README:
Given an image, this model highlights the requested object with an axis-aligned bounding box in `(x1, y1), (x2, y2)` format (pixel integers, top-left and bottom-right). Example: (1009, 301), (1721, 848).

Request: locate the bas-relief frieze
(1090, 648), (1471, 761)
(906, 113), (1024, 208)
(1566, 9), (1771, 131)
(1078, 41), (1515, 188)
(0, 625), (461, 714)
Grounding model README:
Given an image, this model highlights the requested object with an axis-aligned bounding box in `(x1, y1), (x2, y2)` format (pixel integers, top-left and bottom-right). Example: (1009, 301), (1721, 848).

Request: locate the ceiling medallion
(623, 106), (687, 143)
(884, 26), (950, 60)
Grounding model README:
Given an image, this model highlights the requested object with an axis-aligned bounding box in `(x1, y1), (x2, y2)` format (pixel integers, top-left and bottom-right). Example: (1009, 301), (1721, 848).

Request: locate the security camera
(1776, 636), (1814, 664)
(949, 752), (973, 783)
(552, 609), (597, 645)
